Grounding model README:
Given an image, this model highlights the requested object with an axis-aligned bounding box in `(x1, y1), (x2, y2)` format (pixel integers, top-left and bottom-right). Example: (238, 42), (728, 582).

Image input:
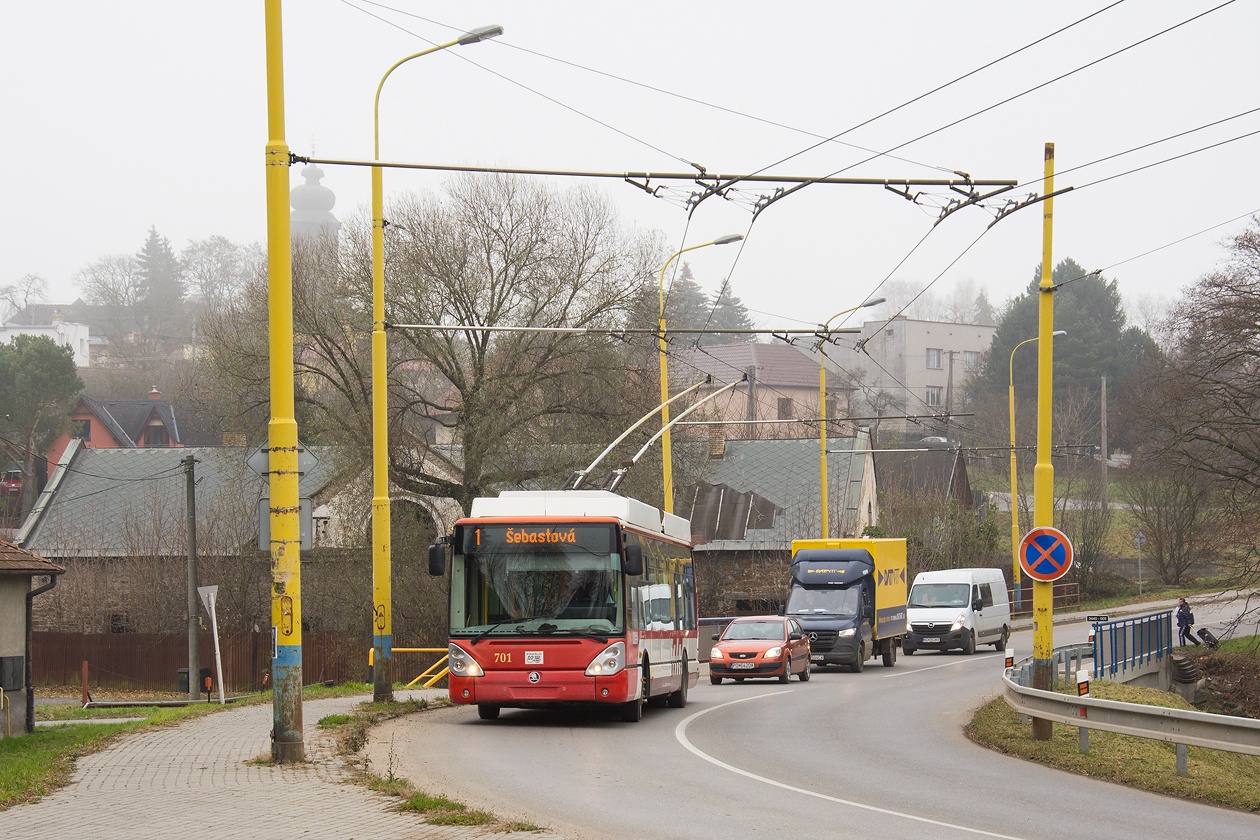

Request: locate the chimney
(708, 424), (726, 458)
(148, 386), (162, 401)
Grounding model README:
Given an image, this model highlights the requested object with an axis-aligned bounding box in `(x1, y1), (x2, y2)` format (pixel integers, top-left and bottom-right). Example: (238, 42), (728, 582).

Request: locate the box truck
(902, 567), (1010, 655)
(786, 538), (908, 672)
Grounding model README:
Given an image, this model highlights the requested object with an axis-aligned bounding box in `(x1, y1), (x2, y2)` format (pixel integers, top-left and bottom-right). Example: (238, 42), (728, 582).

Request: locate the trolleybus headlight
(764, 646), (783, 660)
(585, 641), (626, 676)
(448, 644), (484, 677)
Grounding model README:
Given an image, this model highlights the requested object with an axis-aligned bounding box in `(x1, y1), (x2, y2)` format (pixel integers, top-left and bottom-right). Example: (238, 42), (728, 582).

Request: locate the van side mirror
(973, 599), (983, 612)
(427, 543), (446, 576)
(622, 543), (643, 577)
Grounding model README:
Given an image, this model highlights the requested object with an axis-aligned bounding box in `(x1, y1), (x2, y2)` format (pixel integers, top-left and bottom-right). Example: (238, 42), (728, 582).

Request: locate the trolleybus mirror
(427, 543), (446, 576)
(622, 543), (643, 577)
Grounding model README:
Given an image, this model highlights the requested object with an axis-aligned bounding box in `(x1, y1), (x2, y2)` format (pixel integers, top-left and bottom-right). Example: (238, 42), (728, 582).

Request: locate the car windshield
(909, 582), (970, 608)
(786, 587), (858, 616)
(722, 621), (785, 641)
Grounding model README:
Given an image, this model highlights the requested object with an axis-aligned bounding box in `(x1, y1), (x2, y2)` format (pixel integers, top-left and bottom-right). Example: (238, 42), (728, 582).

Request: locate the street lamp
(370, 24), (502, 703)
(658, 234), (743, 514)
(818, 297), (884, 537)
(1008, 329), (1065, 612)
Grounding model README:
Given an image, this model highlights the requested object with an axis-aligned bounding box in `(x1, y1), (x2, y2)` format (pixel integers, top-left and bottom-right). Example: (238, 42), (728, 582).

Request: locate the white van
(903, 568), (1010, 655)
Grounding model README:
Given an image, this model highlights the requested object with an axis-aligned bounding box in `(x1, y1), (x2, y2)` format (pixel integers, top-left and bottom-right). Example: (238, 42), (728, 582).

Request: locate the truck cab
(785, 553), (873, 671)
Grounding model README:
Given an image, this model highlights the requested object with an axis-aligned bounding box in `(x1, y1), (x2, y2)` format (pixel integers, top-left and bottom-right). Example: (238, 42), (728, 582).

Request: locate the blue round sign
(1019, 526), (1074, 582)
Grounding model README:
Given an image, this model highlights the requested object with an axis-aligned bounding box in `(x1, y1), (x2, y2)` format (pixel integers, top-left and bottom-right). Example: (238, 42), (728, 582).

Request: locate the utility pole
(744, 365), (757, 440)
(944, 349), (957, 434)
(184, 454), (200, 701)
(1100, 375), (1109, 510)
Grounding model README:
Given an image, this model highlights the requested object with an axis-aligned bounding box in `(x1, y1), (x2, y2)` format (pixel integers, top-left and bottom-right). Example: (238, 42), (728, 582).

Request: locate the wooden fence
(32, 631), (368, 693)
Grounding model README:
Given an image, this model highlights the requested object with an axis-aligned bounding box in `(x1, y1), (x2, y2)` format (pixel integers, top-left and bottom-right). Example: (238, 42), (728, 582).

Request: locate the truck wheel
(850, 643), (865, 673)
(882, 639), (896, 667)
(903, 645), (915, 655)
(477, 705), (500, 720)
(962, 629), (976, 655)
(993, 627), (1009, 651)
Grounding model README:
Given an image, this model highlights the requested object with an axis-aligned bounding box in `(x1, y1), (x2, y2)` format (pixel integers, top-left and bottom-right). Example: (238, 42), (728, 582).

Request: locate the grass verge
(967, 678), (1260, 812)
(322, 696), (544, 834)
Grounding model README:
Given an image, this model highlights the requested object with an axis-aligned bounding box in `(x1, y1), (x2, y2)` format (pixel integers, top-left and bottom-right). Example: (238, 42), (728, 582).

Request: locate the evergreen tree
(700, 279), (756, 346)
(136, 226), (186, 340)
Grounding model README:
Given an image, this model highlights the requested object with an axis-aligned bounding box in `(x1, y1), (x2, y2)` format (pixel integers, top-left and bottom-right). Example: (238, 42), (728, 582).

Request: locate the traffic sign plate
(1019, 526), (1074, 582)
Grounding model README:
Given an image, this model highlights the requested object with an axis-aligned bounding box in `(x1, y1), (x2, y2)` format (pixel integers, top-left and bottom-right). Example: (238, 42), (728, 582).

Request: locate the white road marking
(675, 692), (1032, 840)
(881, 656), (1003, 677)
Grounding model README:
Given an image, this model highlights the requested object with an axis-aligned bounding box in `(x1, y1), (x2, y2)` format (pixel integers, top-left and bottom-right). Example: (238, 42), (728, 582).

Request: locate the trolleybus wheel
(477, 705), (500, 720)
(667, 656), (689, 708)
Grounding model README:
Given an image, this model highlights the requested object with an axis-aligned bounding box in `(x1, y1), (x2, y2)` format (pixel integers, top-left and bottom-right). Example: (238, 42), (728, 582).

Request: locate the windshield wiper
(470, 614), (553, 645)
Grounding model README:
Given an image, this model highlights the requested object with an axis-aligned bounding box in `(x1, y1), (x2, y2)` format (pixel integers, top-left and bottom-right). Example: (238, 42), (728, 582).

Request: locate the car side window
(979, 583), (994, 608)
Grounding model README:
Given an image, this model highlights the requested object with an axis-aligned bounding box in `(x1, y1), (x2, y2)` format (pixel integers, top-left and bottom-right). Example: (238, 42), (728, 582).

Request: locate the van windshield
(908, 583), (970, 608)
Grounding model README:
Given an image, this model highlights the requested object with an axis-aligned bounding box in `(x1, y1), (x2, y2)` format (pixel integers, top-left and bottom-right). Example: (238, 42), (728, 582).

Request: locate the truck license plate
(811, 654), (824, 662)
(730, 662), (754, 669)
(922, 637), (940, 643)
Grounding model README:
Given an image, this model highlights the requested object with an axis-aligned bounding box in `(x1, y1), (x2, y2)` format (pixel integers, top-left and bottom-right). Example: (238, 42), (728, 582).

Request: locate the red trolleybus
(427, 490), (698, 722)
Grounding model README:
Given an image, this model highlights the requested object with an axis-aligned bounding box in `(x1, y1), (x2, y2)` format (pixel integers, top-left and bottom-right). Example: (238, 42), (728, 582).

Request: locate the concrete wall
(0, 578), (29, 739)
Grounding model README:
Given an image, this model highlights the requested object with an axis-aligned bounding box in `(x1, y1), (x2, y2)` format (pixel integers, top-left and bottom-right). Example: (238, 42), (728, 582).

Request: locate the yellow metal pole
(819, 359), (829, 537)
(264, 0), (303, 762)
(369, 27), (501, 704)
(818, 297), (883, 538)
(658, 236), (741, 514)
(1008, 337), (1036, 613)
(1031, 142), (1057, 740)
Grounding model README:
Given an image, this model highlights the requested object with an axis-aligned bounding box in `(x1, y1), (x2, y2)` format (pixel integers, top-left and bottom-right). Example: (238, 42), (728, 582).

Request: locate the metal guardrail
(1001, 668), (1260, 757)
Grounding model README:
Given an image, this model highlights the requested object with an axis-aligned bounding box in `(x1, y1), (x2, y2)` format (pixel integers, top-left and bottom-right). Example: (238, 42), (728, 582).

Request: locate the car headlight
(447, 644), (484, 677)
(951, 614), (967, 632)
(585, 641), (626, 676)
(838, 628), (856, 637)
(764, 646), (783, 659)
(709, 648), (724, 660)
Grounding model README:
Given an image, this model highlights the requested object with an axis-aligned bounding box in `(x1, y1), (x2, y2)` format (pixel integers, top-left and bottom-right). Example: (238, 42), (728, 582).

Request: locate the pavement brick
(0, 690), (553, 840)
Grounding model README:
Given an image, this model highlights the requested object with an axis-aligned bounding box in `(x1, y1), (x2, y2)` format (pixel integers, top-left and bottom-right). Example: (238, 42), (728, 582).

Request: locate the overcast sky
(4, 1), (1258, 332)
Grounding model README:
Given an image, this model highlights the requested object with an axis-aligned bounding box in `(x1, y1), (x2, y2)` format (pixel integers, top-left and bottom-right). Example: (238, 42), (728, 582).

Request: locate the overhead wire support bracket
(935, 183), (1019, 227)
(987, 186), (1075, 229)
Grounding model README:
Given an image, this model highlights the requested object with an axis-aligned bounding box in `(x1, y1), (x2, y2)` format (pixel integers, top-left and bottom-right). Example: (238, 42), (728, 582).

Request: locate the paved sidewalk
(1, 690), (552, 840)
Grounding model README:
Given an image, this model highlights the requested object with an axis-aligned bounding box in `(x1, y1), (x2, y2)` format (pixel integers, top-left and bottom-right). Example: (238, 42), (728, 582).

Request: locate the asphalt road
(365, 600), (1257, 839)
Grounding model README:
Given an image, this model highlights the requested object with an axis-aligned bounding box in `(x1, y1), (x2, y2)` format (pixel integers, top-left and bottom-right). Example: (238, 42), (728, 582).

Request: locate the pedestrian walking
(1176, 597), (1200, 646)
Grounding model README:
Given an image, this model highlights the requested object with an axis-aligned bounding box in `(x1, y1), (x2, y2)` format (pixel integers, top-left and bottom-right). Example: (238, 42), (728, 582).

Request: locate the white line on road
(880, 655), (1005, 678)
(675, 692), (1032, 840)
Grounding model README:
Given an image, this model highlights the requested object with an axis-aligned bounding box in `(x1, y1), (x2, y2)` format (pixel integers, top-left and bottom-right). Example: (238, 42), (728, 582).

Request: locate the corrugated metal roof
(677, 433), (870, 549)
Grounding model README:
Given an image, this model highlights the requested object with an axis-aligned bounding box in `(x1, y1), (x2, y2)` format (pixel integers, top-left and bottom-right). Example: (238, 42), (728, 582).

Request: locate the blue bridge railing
(1092, 611), (1173, 679)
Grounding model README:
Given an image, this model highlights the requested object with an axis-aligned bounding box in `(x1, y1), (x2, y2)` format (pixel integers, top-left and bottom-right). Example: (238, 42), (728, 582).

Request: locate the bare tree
(0, 273), (47, 322)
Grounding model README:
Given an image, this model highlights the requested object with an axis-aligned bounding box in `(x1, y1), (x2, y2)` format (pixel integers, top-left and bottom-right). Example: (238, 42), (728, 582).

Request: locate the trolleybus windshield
(450, 522), (624, 639)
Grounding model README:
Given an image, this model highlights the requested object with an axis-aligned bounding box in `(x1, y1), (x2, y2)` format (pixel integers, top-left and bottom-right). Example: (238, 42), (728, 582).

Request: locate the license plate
(922, 637), (940, 643)
(730, 662), (755, 669)
(811, 654), (824, 662)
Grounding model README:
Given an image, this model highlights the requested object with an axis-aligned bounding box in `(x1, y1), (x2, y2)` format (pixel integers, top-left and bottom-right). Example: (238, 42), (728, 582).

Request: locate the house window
(926, 386), (943, 407)
(144, 424), (170, 447)
(777, 398), (794, 420)
(71, 419), (91, 441)
(926, 348), (943, 369)
(963, 350), (980, 370)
